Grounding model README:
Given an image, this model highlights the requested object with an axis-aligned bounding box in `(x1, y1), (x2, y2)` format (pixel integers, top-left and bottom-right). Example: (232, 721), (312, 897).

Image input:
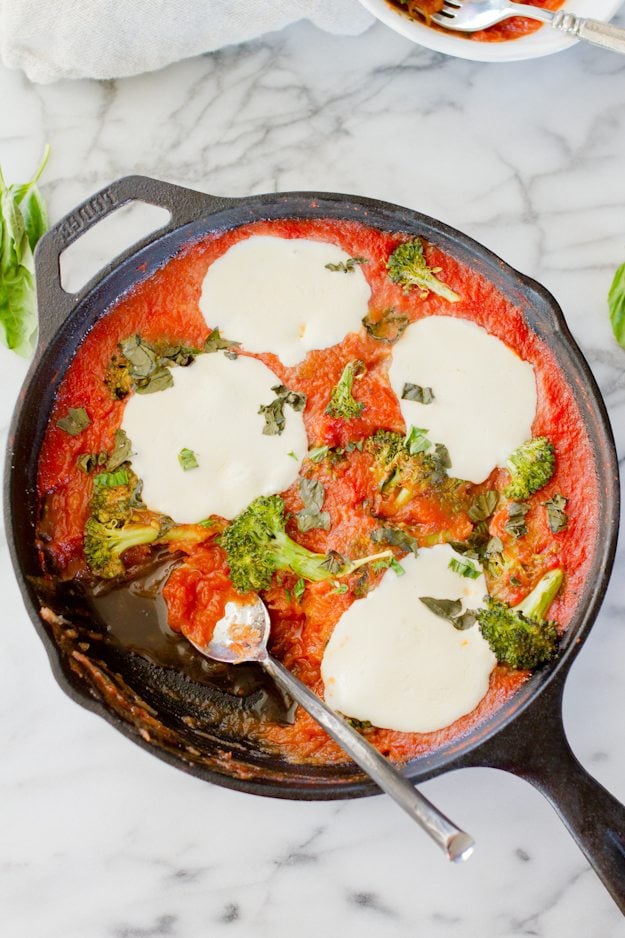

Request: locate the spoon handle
(263, 654), (475, 862)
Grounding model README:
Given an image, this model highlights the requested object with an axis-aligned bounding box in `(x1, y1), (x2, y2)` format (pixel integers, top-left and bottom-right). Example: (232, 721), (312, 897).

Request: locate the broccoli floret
(84, 516), (163, 578)
(504, 437), (555, 500)
(387, 238), (460, 302)
(220, 494), (391, 593)
(477, 568), (563, 670)
(365, 429), (452, 511)
(84, 464), (210, 577)
(325, 361), (365, 420)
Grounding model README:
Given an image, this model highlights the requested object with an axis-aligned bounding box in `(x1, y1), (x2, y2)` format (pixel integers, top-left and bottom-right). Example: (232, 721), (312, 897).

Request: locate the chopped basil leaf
(331, 581), (349, 594)
(178, 448), (199, 471)
(468, 491), (498, 523)
(389, 558), (405, 576)
(94, 468), (130, 489)
(198, 518), (215, 528)
(204, 328), (241, 354)
(419, 596), (462, 619)
(136, 367), (173, 395)
(505, 501), (530, 538)
(452, 610), (477, 631)
(107, 428), (132, 471)
(159, 343), (198, 367)
(259, 384), (307, 436)
(308, 445), (329, 463)
(296, 477), (331, 532)
(325, 256), (367, 273)
(544, 494), (568, 533)
(402, 383), (434, 404)
(294, 578), (305, 602)
(420, 595), (475, 630)
(485, 536), (504, 557)
(77, 451), (107, 473)
(120, 335), (160, 378)
(287, 451), (298, 461)
(362, 308), (409, 345)
(56, 406), (90, 436)
(448, 556), (481, 580)
(404, 425), (431, 455)
(608, 262), (625, 348)
(320, 550), (345, 574)
(370, 526), (418, 556)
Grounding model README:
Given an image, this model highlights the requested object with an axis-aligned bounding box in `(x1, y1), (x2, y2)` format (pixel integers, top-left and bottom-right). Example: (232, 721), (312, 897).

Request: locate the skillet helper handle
(551, 13), (625, 54)
(34, 175), (233, 349)
(262, 654), (475, 863)
(468, 674), (625, 913)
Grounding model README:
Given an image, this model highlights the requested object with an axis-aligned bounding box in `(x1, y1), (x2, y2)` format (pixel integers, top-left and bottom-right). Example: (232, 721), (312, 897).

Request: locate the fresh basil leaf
(56, 406), (90, 436)
(448, 556), (481, 579)
(402, 383), (434, 404)
(178, 447), (199, 471)
(259, 384), (307, 436)
(544, 494), (568, 533)
(0, 146), (49, 357)
(106, 429), (132, 470)
(294, 578), (305, 602)
(331, 581), (349, 594)
(362, 308), (409, 345)
(419, 596), (462, 620)
(203, 328), (241, 353)
(320, 550), (345, 574)
(94, 468), (130, 489)
(608, 262), (625, 348)
(468, 490), (499, 523)
(325, 256), (367, 273)
(404, 425), (431, 455)
(296, 477), (331, 532)
(505, 501), (530, 538)
(370, 526), (418, 556)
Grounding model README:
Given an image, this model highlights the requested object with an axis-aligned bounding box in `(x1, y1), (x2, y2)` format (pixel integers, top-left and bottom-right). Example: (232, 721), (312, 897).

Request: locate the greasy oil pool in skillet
(87, 554), (296, 734)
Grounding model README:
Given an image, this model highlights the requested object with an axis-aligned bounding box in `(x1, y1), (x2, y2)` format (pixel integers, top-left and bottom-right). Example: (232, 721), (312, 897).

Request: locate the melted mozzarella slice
(321, 545), (496, 734)
(199, 236), (371, 366)
(388, 315), (536, 484)
(121, 353), (307, 523)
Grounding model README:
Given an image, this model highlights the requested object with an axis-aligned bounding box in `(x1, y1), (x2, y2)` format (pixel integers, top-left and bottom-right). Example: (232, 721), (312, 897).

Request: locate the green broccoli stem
(110, 525), (160, 557)
(515, 568), (564, 620)
(271, 532), (391, 582)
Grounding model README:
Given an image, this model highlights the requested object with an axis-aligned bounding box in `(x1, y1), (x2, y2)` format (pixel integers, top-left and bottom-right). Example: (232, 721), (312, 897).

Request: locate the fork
(431, 1), (625, 53)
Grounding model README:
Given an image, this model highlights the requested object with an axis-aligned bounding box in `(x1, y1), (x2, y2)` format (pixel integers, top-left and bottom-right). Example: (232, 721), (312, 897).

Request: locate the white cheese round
(388, 315), (537, 484)
(199, 236), (371, 367)
(321, 545), (496, 734)
(121, 353), (308, 523)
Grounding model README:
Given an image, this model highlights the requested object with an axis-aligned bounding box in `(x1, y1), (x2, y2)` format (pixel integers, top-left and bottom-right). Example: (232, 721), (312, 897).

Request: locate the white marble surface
(2, 16), (625, 937)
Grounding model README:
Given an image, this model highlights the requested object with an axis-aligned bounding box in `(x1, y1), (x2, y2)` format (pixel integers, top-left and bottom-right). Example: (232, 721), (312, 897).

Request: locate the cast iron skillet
(5, 176), (625, 909)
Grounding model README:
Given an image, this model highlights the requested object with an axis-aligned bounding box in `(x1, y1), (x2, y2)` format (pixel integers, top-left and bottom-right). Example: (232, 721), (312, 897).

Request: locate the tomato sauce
(391, 0), (564, 42)
(37, 216), (599, 767)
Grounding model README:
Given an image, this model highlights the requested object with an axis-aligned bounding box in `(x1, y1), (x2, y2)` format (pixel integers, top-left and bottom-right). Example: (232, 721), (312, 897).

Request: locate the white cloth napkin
(0, 0), (375, 84)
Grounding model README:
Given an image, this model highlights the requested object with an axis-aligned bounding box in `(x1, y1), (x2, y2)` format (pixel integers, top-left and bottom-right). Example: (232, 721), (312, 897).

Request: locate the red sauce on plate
(37, 217), (599, 766)
(390, 0), (564, 42)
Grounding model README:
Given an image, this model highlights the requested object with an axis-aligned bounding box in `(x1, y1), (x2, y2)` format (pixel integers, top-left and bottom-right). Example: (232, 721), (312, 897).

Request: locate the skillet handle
(34, 175), (235, 349)
(460, 673), (625, 913)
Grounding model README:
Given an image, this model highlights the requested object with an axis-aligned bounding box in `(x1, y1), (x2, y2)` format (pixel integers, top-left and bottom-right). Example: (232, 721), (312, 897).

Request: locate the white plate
(358, 0), (624, 61)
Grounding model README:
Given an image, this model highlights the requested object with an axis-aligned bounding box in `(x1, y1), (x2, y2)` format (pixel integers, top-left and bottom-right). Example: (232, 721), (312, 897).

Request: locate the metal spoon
(187, 597), (475, 862)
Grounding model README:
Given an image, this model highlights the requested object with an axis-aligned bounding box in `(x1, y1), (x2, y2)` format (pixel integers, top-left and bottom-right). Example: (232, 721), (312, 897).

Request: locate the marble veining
(2, 13), (625, 937)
